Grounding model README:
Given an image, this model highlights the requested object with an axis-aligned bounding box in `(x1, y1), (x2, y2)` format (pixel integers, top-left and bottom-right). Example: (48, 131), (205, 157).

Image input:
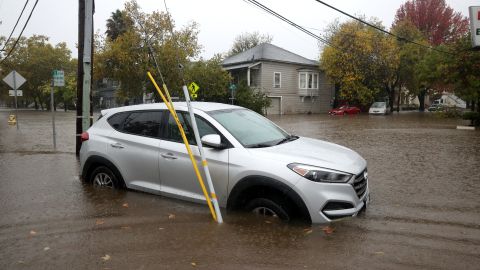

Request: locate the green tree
(391, 20), (428, 111)
(320, 19), (399, 106)
(443, 35), (480, 112)
(0, 35), (73, 110)
(234, 81), (271, 114)
(95, 0), (201, 102)
(228, 32), (272, 56)
(184, 54), (232, 102)
(106, 9), (133, 41)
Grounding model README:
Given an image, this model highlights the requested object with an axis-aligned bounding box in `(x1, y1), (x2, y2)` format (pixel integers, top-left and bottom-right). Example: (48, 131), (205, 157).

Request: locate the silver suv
(80, 102), (369, 223)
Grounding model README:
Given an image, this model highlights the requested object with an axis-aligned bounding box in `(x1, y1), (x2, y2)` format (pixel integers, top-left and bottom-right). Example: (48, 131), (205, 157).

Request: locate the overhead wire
(0, 0), (30, 53)
(311, 0), (456, 55)
(243, 0), (337, 49)
(0, 0), (39, 64)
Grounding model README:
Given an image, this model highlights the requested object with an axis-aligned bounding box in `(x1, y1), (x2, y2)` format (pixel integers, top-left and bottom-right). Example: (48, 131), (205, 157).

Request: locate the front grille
(352, 169), (368, 198)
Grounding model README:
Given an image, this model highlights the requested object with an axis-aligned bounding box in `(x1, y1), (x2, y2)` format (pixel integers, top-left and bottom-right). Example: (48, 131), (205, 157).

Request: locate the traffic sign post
(229, 83), (237, 104)
(3, 70), (26, 130)
(50, 70), (64, 151)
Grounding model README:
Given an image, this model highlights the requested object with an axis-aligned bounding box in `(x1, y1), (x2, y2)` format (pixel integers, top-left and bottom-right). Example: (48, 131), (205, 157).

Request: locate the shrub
(462, 112), (480, 126)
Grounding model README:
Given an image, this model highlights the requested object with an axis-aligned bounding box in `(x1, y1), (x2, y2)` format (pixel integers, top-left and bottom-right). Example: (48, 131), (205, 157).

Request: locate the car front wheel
(245, 197), (291, 221)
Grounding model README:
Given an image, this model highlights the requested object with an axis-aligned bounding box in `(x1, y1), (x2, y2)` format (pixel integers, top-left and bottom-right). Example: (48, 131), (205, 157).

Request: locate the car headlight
(287, 163), (352, 183)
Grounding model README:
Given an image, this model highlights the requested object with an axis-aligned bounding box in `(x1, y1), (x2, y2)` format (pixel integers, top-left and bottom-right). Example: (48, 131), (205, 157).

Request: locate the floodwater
(1, 110), (479, 269)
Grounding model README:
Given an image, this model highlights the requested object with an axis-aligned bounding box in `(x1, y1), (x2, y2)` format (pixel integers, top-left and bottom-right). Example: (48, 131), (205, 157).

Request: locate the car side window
(107, 112), (130, 131)
(163, 112), (220, 145)
(122, 111), (162, 138)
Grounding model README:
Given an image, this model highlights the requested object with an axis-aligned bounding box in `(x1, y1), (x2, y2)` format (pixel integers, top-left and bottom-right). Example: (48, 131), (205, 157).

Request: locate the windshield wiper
(247, 143), (274, 148)
(275, 135), (299, 145)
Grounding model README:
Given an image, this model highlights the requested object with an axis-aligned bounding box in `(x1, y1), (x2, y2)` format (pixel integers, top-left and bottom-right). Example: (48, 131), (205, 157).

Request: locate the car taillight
(81, 132), (89, 142)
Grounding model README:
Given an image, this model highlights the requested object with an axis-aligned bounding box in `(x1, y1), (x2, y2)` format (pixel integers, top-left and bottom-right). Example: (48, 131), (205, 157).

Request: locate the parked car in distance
(428, 104), (446, 112)
(328, 105), (361, 115)
(80, 102), (369, 224)
(369, 102), (390, 115)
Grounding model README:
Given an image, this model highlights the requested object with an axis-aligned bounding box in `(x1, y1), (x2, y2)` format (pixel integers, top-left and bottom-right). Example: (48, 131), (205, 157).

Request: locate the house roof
(222, 43), (318, 67)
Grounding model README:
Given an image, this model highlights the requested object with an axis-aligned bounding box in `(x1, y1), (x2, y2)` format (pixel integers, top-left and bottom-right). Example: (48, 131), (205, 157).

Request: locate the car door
(158, 111), (229, 206)
(107, 110), (164, 194)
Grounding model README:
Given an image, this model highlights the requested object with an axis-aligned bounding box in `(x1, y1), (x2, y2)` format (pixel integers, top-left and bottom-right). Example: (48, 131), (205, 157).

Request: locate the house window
(273, 72), (281, 88)
(299, 72), (319, 89)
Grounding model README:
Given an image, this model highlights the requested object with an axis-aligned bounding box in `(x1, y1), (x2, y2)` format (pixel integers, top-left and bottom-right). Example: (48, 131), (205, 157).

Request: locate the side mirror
(201, 134), (223, 149)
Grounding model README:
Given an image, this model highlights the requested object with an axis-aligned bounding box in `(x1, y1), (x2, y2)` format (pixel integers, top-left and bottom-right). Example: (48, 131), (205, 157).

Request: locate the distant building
(222, 43), (334, 115)
(94, 78), (120, 109)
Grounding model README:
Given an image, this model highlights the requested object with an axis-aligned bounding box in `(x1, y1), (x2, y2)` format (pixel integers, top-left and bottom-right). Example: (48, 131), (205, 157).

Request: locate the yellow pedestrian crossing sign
(188, 82), (200, 100)
(8, 114), (16, 126)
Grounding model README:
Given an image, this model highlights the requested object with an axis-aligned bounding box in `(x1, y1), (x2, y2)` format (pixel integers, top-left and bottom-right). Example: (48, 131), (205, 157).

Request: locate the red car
(328, 105), (361, 115)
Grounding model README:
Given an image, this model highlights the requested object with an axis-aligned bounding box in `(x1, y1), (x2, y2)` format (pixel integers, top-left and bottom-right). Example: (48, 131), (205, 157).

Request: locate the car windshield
(371, 102), (385, 108)
(208, 109), (291, 148)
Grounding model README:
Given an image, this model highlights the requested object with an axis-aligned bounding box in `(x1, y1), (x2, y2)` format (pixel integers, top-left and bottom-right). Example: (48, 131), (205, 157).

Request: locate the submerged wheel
(90, 166), (120, 189)
(245, 198), (291, 221)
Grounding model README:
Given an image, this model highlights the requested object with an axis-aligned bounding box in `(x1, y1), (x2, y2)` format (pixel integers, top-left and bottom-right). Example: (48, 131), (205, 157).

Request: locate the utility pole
(76, 0), (94, 155)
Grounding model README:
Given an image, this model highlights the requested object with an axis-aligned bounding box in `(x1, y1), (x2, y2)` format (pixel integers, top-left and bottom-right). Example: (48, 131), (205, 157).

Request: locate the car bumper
(293, 177), (369, 223)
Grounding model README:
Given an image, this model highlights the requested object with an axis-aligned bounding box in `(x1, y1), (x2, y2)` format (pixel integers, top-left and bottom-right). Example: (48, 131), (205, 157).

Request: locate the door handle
(161, 153), (177, 159)
(110, 143), (124, 149)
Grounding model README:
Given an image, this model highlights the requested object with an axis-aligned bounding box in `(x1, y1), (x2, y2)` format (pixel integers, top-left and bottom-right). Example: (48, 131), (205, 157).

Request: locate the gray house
(222, 43), (334, 115)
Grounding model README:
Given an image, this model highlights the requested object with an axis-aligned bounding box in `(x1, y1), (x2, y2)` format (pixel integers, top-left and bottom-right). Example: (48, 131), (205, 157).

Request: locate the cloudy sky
(0, 0), (476, 60)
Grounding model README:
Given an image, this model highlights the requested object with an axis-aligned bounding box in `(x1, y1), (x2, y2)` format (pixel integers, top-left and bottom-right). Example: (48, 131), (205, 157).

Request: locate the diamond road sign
(53, 70), (65, 87)
(3, 70), (26, 89)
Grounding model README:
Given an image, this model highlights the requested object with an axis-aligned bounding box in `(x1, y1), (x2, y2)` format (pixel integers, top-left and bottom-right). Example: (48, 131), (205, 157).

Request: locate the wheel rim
(252, 206), (278, 218)
(93, 173), (114, 188)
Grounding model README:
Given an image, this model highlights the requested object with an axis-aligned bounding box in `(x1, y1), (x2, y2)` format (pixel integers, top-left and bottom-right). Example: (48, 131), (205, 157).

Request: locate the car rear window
(107, 110), (163, 138)
(122, 111), (162, 138)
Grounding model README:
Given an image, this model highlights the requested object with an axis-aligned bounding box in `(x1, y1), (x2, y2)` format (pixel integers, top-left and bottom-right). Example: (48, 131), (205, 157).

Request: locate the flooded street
(1, 110), (479, 269)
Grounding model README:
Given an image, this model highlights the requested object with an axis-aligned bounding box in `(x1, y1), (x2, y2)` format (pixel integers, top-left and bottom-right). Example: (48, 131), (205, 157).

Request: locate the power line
(243, 0), (337, 49)
(0, 0), (30, 53)
(312, 0), (456, 55)
(0, 0), (39, 64)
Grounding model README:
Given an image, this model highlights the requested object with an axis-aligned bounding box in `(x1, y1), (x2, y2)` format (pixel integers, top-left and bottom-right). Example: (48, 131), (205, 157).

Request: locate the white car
(80, 102), (369, 223)
(369, 102), (390, 115)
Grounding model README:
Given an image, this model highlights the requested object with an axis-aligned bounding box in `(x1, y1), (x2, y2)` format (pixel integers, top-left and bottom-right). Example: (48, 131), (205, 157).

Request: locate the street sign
(8, 90), (23, 96)
(8, 114), (16, 126)
(52, 70), (65, 87)
(188, 82), (200, 100)
(229, 83), (237, 91)
(3, 70), (26, 89)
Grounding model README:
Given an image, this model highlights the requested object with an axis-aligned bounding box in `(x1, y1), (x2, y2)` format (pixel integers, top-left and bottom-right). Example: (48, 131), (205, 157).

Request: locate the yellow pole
(147, 72), (217, 221)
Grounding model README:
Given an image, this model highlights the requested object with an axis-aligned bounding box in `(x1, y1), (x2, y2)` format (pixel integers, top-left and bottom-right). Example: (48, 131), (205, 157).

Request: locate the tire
(245, 197), (292, 221)
(90, 166), (121, 189)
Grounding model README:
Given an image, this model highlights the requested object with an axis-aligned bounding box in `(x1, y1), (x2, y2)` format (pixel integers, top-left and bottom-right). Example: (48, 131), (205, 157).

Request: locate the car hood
(248, 137), (366, 175)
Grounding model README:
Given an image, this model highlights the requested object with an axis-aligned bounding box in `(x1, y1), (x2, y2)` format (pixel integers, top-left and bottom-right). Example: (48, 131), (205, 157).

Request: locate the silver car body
(369, 102), (389, 115)
(80, 102), (369, 223)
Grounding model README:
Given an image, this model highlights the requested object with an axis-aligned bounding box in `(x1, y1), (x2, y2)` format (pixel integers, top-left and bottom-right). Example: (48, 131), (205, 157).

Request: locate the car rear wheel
(245, 197), (291, 221)
(90, 166), (120, 189)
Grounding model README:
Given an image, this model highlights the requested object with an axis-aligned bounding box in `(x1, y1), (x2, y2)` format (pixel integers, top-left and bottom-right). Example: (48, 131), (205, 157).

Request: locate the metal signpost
(51, 70), (65, 150)
(469, 6), (480, 48)
(3, 70), (26, 130)
(229, 83), (237, 104)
